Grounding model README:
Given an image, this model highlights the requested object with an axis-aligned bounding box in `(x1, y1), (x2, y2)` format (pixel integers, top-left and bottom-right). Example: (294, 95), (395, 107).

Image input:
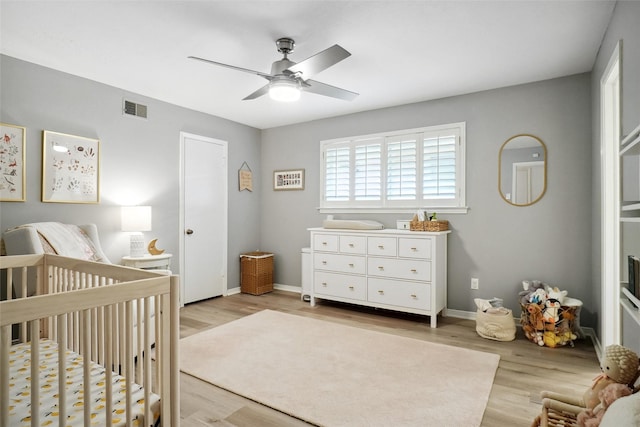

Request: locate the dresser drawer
(314, 271), (366, 301)
(367, 237), (397, 256)
(367, 257), (431, 281)
(313, 234), (339, 252)
(398, 237), (432, 259)
(367, 278), (431, 310)
(339, 235), (366, 254)
(314, 253), (366, 274)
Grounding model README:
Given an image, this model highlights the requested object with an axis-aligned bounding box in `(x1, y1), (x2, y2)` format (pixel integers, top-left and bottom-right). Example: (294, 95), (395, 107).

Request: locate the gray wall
(4, 16), (623, 329)
(590, 1), (640, 338)
(0, 55), (262, 290)
(261, 74), (595, 325)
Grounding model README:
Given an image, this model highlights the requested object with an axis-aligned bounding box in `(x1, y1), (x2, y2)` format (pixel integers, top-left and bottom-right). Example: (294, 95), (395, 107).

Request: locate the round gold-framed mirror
(498, 134), (547, 206)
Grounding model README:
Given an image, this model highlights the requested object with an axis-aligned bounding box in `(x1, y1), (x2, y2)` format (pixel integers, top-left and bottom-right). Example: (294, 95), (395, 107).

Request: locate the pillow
(599, 392), (640, 427)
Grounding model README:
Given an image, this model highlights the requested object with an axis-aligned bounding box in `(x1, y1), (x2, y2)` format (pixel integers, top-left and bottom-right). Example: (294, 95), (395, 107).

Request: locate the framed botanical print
(0, 123), (26, 202)
(42, 130), (100, 203)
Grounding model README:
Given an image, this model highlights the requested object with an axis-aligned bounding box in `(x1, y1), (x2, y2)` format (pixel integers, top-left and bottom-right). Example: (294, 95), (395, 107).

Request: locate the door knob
(186, 229), (194, 235)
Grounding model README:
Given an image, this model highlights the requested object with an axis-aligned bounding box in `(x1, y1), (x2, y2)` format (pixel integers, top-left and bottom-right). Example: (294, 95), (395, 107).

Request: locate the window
(320, 122), (466, 212)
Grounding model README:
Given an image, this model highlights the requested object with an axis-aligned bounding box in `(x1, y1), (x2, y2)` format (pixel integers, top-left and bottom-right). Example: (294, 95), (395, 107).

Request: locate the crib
(0, 254), (180, 426)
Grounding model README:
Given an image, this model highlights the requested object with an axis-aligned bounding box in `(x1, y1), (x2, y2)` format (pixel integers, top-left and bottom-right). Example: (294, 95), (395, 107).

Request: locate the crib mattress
(7, 339), (160, 426)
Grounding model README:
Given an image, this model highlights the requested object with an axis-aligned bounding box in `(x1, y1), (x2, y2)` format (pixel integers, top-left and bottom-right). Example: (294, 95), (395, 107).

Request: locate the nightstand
(122, 253), (172, 270)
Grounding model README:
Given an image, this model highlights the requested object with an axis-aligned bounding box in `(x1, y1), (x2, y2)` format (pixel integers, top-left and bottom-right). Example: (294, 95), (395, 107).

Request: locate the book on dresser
(628, 255), (640, 307)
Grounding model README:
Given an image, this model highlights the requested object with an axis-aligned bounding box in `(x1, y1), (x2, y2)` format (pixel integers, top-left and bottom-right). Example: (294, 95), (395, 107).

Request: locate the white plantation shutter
(354, 140), (382, 200)
(387, 134), (417, 200)
(321, 123), (465, 210)
(325, 146), (350, 201)
(423, 133), (457, 200)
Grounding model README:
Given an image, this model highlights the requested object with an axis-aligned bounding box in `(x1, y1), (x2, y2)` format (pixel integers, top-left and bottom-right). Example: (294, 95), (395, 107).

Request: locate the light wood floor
(179, 290), (600, 427)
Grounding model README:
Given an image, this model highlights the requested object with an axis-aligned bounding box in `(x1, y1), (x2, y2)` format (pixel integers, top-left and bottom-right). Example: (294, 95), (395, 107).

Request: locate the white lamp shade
(121, 206), (152, 232)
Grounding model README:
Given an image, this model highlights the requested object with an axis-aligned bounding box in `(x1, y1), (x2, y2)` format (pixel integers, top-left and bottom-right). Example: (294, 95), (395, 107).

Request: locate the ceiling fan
(189, 37), (358, 102)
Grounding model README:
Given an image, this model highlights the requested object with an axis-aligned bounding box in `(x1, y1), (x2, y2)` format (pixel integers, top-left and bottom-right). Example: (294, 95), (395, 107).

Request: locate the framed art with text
(274, 169), (305, 191)
(0, 123), (26, 202)
(42, 130), (100, 203)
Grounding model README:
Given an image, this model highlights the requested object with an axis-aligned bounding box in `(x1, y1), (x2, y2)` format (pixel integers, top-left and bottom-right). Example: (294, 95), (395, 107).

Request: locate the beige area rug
(180, 310), (499, 427)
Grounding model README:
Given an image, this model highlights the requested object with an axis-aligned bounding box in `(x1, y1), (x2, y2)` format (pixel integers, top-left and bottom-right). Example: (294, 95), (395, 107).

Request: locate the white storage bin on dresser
(308, 227), (450, 328)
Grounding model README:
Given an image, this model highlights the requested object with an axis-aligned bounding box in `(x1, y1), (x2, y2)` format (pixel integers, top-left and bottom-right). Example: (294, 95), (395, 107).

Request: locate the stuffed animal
(529, 288), (547, 304)
(577, 383), (632, 427)
(581, 345), (639, 410)
(543, 331), (562, 348)
(526, 303), (545, 330)
(521, 303), (545, 345)
(546, 285), (568, 304)
(519, 280), (547, 306)
(543, 299), (561, 324)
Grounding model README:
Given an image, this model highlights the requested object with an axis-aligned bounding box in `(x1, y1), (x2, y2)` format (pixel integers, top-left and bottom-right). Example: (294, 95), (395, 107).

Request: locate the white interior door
(512, 161), (544, 204)
(180, 132), (228, 304)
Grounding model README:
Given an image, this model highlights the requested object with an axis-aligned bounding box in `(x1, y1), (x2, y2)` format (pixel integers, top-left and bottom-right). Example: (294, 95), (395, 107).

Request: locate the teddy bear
(580, 345), (639, 410)
(576, 383), (632, 427)
(522, 303), (545, 345)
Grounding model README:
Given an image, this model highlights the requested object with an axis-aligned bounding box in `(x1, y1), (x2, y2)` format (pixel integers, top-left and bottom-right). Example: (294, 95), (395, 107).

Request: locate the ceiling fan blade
(303, 80), (359, 101)
(286, 44), (351, 79)
(243, 83), (270, 100)
(188, 56), (273, 80)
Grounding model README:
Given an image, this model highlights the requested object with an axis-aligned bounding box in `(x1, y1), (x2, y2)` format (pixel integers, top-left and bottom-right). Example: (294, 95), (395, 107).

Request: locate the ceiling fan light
(269, 80), (301, 102)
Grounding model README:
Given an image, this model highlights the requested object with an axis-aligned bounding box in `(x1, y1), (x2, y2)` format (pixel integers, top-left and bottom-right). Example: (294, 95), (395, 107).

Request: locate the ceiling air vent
(123, 100), (148, 119)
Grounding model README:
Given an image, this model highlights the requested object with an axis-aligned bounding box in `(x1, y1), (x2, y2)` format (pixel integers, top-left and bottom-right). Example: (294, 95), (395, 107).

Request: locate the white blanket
(23, 222), (101, 261)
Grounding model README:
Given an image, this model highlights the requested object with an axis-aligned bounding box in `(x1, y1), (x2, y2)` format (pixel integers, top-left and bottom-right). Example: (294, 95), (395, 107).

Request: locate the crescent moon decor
(147, 238), (165, 255)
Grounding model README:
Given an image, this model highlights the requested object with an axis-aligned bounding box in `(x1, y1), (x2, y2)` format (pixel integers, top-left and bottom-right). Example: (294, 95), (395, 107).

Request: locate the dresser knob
(322, 261), (327, 265)
(349, 263), (354, 267)
(322, 242), (327, 245)
(348, 286), (354, 290)
(349, 243), (354, 247)
(378, 266), (384, 270)
(411, 247), (417, 251)
(410, 269), (417, 273)
(378, 245), (384, 249)
(322, 282), (327, 287)
(378, 290), (384, 295)
(410, 294), (417, 299)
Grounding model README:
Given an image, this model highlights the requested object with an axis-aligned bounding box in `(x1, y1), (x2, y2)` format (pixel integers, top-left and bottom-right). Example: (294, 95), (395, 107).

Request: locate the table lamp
(121, 206), (152, 257)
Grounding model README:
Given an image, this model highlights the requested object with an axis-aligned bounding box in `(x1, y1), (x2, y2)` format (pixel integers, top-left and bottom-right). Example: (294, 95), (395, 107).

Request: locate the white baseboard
(226, 287), (241, 296)
(444, 308), (476, 320)
(226, 283), (297, 297)
(274, 283), (302, 293)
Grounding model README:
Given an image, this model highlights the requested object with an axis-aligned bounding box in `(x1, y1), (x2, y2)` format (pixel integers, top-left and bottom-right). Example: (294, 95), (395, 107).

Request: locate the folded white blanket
(20, 222), (101, 261)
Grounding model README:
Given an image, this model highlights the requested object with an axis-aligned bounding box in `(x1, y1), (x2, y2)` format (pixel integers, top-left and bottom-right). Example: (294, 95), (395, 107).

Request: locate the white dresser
(308, 228), (450, 327)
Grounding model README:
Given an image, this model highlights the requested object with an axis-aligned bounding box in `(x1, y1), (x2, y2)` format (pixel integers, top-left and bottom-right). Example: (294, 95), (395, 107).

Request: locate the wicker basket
(240, 251), (274, 295)
(410, 220), (449, 231)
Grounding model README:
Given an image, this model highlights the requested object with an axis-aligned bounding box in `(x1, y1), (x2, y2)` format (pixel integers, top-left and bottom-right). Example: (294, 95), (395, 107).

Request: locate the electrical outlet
(471, 277), (479, 290)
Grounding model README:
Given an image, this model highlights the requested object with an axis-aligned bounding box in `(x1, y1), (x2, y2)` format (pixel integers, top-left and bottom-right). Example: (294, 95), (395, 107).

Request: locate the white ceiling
(0, 1), (615, 129)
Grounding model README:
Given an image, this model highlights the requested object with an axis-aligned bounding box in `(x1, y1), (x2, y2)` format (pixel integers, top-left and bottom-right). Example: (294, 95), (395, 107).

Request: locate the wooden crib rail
(0, 254), (180, 427)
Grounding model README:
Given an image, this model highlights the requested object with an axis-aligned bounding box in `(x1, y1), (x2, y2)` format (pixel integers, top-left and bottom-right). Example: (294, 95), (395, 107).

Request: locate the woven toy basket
(240, 251), (274, 295)
(410, 220), (449, 231)
(475, 308), (516, 341)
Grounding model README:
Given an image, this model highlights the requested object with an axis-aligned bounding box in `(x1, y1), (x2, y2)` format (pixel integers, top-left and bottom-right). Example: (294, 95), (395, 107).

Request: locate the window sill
(317, 206), (469, 215)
